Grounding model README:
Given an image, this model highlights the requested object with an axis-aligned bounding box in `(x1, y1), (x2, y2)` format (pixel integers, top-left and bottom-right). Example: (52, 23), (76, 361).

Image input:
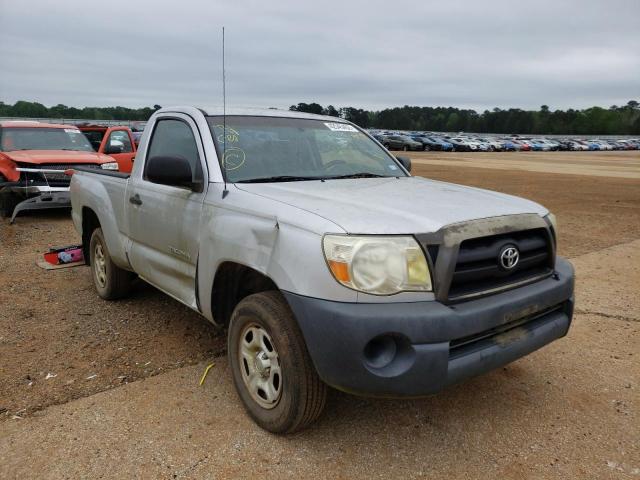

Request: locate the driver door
(126, 115), (207, 309)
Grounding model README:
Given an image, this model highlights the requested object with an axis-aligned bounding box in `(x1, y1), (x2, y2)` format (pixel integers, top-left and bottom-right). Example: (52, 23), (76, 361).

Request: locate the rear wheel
(89, 228), (133, 300)
(228, 291), (327, 433)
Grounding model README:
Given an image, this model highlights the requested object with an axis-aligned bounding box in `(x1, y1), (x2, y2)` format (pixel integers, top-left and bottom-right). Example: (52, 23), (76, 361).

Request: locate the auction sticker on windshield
(324, 122), (358, 132)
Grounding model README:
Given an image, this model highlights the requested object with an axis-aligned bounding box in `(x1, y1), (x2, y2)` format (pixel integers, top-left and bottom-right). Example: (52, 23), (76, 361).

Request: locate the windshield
(0, 127), (94, 152)
(207, 116), (406, 182)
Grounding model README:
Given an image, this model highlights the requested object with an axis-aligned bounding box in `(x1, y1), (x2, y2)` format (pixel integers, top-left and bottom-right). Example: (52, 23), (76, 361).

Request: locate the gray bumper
(284, 257), (574, 397)
(10, 191), (71, 223)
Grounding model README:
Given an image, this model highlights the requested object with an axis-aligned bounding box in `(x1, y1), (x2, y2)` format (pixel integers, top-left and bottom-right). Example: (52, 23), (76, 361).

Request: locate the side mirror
(104, 142), (124, 154)
(396, 156), (412, 173)
(146, 155), (200, 191)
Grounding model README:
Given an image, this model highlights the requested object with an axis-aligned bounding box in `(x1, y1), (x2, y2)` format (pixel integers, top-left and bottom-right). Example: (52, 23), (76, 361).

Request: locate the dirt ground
(1, 151), (639, 478)
(0, 213), (225, 418)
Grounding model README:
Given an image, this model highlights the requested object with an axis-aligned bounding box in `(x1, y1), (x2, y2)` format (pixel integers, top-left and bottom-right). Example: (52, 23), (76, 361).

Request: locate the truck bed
(73, 166), (130, 179)
(70, 166), (131, 270)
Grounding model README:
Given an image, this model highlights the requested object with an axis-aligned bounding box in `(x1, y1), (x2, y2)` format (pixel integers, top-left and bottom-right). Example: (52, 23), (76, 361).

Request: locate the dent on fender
(208, 207), (280, 274)
(249, 216), (280, 272)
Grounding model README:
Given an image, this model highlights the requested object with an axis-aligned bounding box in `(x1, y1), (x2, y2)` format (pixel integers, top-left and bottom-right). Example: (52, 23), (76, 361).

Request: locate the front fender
(196, 185), (357, 324)
(0, 153), (19, 182)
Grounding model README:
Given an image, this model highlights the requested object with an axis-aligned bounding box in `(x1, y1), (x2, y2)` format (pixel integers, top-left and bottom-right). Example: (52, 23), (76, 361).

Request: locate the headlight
(101, 162), (119, 171)
(322, 235), (432, 295)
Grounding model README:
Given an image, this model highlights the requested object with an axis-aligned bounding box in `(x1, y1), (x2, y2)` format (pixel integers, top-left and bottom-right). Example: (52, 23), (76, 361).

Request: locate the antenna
(222, 26), (229, 199)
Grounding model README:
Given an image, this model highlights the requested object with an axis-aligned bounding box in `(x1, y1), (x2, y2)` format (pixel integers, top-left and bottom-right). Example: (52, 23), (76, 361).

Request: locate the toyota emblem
(499, 245), (520, 270)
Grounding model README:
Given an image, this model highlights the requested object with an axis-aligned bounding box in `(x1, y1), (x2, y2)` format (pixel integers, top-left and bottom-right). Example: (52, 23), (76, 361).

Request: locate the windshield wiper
(322, 172), (389, 180)
(236, 175), (325, 183)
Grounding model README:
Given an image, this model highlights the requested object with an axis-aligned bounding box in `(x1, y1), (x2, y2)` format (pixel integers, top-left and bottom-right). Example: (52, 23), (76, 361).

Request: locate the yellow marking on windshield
(223, 146), (246, 170)
(213, 125), (240, 144)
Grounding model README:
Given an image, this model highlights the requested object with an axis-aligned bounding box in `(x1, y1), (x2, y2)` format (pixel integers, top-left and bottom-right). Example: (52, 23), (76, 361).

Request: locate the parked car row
(369, 130), (640, 152)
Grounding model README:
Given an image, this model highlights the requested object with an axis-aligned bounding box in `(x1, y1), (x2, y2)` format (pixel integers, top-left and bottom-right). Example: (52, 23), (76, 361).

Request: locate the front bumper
(284, 257), (574, 397)
(8, 190), (71, 223)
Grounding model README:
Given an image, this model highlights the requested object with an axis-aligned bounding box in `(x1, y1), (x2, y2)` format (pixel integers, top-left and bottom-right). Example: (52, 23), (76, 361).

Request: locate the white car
(568, 141), (589, 151)
(478, 137), (505, 151)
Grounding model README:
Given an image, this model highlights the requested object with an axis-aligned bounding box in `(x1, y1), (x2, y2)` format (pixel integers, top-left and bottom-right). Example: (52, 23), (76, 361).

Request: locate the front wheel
(228, 291), (327, 433)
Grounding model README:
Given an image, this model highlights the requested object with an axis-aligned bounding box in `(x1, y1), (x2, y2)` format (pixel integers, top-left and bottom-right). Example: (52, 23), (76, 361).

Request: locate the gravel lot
(1, 151), (638, 478)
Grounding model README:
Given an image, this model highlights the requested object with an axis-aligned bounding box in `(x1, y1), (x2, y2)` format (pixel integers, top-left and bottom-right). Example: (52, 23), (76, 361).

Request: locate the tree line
(1, 99), (639, 134)
(289, 101), (640, 135)
(0, 100), (161, 121)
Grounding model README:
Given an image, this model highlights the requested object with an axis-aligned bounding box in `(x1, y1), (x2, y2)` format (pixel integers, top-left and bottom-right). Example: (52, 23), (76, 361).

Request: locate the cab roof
(162, 106), (350, 124)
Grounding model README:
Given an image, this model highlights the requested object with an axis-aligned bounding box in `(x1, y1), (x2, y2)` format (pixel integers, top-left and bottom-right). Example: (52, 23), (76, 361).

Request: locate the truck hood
(236, 176), (548, 234)
(4, 150), (111, 165)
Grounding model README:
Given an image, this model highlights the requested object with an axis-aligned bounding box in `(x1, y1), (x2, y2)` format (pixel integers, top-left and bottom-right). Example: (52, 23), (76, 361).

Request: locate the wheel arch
(210, 261), (279, 327)
(81, 206), (101, 263)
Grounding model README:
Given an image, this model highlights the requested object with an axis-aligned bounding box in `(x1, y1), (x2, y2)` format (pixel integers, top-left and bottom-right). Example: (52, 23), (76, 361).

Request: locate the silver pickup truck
(70, 106), (575, 433)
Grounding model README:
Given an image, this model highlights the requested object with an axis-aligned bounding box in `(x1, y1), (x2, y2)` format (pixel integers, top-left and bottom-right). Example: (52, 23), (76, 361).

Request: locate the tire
(228, 291), (327, 434)
(402, 145), (408, 151)
(423, 145), (430, 151)
(89, 227), (133, 300)
(0, 193), (19, 219)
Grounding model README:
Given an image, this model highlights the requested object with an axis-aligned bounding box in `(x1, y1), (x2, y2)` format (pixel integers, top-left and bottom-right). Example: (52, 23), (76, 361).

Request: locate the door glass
(145, 119), (203, 182)
(108, 130), (133, 153)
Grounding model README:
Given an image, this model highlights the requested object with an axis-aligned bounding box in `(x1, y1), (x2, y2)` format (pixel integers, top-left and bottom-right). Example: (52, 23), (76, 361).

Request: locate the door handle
(129, 193), (142, 206)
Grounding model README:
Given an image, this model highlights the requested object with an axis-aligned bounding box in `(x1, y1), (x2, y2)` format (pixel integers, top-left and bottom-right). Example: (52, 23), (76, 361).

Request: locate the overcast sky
(1, 0), (638, 112)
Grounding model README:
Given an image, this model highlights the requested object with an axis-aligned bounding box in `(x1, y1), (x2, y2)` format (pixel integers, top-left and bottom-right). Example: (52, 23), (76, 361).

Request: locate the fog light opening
(364, 335), (398, 369)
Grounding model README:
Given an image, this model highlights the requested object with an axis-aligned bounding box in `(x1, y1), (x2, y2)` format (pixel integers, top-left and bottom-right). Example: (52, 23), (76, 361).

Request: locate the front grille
(447, 228), (553, 301)
(18, 163), (102, 187)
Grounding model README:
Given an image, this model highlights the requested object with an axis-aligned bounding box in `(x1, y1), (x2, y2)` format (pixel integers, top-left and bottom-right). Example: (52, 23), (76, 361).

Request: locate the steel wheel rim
(238, 323), (282, 409)
(94, 243), (107, 288)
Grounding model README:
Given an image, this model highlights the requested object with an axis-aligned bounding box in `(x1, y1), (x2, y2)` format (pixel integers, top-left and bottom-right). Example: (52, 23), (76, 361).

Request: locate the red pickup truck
(77, 124), (137, 173)
(0, 121), (116, 222)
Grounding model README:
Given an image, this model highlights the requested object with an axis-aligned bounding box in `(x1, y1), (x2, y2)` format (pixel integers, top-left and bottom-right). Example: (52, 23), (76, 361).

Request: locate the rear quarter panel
(70, 171), (131, 269)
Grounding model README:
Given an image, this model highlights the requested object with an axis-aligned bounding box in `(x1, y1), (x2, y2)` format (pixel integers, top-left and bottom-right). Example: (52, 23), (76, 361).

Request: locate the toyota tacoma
(70, 106), (575, 433)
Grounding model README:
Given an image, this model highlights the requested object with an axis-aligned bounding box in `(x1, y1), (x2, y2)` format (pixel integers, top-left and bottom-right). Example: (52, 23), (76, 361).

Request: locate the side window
(83, 130), (105, 151)
(108, 130), (133, 153)
(145, 119), (203, 183)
